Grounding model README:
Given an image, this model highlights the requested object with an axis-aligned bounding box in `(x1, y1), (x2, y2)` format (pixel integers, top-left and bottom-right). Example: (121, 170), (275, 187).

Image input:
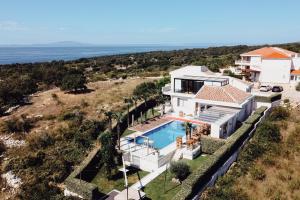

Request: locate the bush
(269, 106), (290, 121)
(60, 73), (87, 92)
(170, 161), (191, 183)
(201, 136), (225, 154)
(255, 121), (281, 144)
(249, 166), (266, 181)
(3, 116), (34, 133)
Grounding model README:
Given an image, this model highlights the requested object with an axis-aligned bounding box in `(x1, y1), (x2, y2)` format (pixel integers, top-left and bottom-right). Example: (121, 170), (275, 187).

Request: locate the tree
(102, 110), (114, 131)
(124, 97), (133, 127)
(112, 112), (124, 150)
(99, 132), (119, 179)
(131, 95), (139, 110)
(183, 122), (193, 140)
(60, 73), (87, 92)
(170, 161), (190, 183)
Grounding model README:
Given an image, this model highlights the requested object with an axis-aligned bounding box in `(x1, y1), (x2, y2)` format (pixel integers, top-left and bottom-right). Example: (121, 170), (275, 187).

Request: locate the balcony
(235, 60), (251, 66)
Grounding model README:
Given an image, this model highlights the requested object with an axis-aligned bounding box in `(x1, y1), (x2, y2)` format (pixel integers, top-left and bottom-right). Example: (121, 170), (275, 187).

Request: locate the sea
(0, 45), (204, 65)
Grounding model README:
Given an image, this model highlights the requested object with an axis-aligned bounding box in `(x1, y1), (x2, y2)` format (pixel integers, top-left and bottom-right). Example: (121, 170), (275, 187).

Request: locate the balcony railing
(235, 60), (251, 65)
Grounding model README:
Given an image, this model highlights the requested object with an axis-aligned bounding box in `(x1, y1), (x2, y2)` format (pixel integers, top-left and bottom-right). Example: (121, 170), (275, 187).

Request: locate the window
(177, 98), (184, 107)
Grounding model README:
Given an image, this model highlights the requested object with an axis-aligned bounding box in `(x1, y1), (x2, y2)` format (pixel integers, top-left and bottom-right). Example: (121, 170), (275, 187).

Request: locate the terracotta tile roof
(241, 47), (297, 59)
(195, 85), (252, 104)
(291, 70), (300, 75)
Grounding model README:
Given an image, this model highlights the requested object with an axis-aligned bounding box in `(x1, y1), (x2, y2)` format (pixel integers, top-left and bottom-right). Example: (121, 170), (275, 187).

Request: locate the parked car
(259, 85), (272, 92)
(272, 86), (283, 92)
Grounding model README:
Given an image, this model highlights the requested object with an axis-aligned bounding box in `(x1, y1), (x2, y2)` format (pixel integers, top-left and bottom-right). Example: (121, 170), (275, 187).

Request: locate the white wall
(250, 56), (262, 66)
(171, 96), (195, 116)
(292, 57), (300, 70)
(259, 59), (291, 83)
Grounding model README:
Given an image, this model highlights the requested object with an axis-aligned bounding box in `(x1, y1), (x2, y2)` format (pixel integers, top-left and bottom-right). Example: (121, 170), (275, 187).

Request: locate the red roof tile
(195, 85), (252, 104)
(291, 70), (300, 75)
(241, 47), (297, 59)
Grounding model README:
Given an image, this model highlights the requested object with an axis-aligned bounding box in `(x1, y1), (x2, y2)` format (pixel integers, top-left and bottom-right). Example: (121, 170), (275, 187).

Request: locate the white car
(259, 85), (272, 92)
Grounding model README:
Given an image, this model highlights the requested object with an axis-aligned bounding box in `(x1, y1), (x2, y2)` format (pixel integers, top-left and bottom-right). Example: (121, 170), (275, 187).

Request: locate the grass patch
(144, 155), (209, 200)
(122, 129), (136, 137)
(91, 166), (148, 194)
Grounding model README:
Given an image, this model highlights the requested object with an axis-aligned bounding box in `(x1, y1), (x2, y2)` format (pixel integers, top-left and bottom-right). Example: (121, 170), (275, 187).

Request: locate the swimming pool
(135, 121), (187, 149)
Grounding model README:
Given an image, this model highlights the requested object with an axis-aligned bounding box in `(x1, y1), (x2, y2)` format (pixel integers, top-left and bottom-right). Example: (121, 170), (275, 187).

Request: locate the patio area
(129, 116), (172, 132)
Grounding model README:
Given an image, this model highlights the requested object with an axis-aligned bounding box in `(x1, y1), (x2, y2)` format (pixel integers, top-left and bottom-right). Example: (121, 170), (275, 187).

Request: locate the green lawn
(144, 155), (209, 200)
(91, 166), (149, 194)
(122, 129), (136, 137)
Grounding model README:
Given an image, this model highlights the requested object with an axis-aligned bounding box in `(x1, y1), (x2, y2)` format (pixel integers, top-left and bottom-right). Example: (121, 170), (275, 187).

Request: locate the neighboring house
(235, 47), (300, 84)
(162, 65), (254, 139)
(219, 66), (242, 75)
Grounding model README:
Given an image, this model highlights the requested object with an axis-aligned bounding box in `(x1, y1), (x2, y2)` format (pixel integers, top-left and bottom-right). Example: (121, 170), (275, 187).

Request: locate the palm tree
(131, 95), (139, 109)
(112, 112), (123, 150)
(124, 97), (133, 127)
(99, 132), (118, 179)
(157, 94), (167, 115)
(102, 110), (114, 131)
(183, 122), (193, 140)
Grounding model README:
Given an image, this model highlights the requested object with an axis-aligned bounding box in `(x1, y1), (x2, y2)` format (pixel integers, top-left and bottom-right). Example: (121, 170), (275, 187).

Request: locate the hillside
(202, 107), (300, 200)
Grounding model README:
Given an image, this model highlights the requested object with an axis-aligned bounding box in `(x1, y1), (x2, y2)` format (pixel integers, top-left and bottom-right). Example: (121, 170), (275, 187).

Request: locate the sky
(0, 0), (300, 46)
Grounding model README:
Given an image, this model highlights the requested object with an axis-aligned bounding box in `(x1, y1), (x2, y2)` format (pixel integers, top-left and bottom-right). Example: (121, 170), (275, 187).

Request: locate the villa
(162, 65), (254, 139)
(120, 66), (254, 173)
(235, 47), (300, 84)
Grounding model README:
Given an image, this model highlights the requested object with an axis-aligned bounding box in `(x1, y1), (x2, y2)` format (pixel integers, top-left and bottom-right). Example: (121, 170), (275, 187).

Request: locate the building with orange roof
(235, 47), (300, 83)
(162, 66), (255, 138)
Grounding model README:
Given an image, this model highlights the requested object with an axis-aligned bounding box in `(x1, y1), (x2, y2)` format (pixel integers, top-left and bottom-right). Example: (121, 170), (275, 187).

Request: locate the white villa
(235, 47), (300, 84)
(162, 65), (254, 139)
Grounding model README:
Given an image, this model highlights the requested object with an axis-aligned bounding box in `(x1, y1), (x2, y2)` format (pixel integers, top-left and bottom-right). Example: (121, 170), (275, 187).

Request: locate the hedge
(255, 93), (282, 103)
(173, 115), (259, 200)
(65, 99), (158, 199)
(244, 114), (261, 126)
(65, 146), (101, 199)
(254, 106), (267, 116)
(200, 136), (226, 154)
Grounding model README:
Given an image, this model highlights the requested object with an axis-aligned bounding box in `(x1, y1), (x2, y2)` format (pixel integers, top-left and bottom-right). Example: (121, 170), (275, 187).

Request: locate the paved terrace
(129, 117), (172, 132)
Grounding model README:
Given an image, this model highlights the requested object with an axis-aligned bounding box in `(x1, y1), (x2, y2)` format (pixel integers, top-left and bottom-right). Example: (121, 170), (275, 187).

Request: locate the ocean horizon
(0, 45), (208, 65)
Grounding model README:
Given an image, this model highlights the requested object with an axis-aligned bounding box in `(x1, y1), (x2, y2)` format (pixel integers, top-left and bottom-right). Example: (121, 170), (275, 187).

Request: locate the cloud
(0, 20), (28, 31)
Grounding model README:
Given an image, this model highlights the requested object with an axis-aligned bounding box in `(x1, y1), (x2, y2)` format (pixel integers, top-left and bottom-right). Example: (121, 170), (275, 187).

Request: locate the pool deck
(128, 116), (172, 132)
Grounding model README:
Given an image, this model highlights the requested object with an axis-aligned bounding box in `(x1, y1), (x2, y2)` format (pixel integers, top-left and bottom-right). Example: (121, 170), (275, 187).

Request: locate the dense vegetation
(201, 106), (300, 200)
(2, 112), (105, 199)
(1, 42), (300, 114)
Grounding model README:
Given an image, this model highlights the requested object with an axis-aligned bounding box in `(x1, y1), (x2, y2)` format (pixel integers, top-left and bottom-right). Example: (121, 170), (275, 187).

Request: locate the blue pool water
(135, 121), (186, 149)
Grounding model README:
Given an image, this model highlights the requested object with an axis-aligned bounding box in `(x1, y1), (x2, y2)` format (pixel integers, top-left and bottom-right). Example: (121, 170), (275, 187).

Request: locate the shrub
(3, 116), (34, 133)
(170, 161), (191, 183)
(60, 73), (87, 92)
(201, 136), (226, 154)
(249, 166), (266, 181)
(296, 82), (300, 91)
(255, 121), (281, 145)
(269, 106), (290, 121)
